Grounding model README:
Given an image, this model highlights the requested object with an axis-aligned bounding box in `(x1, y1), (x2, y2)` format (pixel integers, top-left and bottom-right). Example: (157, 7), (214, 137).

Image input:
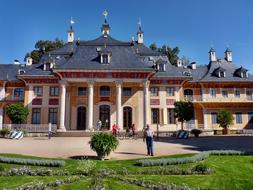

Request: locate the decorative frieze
(150, 99), (160, 105)
(32, 98), (42, 105)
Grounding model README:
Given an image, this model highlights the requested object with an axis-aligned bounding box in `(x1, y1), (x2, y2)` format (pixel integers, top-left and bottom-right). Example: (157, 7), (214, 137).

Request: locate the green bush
(190, 129), (202, 137)
(0, 156), (65, 167)
(136, 150), (246, 167)
(0, 128), (11, 138)
(89, 133), (119, 160)
(192, 164), (212, 174)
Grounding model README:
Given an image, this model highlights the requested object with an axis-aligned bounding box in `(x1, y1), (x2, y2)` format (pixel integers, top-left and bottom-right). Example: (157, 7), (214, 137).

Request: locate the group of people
(111, 122), (154, 156)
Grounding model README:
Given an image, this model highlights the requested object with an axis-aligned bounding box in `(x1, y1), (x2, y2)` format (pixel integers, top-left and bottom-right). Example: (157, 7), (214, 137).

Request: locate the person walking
(143, 124), (154, 156)
(97, 119), (102, 131)
(48, 123), (52, 140)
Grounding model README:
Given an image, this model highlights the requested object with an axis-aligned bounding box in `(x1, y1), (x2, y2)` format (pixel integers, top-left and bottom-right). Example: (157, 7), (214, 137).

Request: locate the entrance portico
(56, 71), (153, 131)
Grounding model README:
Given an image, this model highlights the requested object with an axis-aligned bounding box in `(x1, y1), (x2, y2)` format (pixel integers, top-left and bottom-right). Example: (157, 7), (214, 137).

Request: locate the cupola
(101, 10), (110, 35)
(209, 48), (216, 62)
(137, 18), (144, 44)
(225, 48), (232, 62)
(67, 18), (75, 43)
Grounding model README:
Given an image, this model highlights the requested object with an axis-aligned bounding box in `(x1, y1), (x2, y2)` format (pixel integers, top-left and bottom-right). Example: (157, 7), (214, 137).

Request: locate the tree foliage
(24, 38), (65, 64)
(6, 104), (29, 124)
(174, 101), (194, 130)
(217, 109), (234, 129)
(149, 43), (180, 66)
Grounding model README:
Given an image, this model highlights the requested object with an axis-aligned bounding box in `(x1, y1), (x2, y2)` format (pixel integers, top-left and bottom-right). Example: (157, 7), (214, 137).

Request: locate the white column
(115, 81), (123, 130)
(201, 87), (206, 101)
(175, 86), (180, 101)
(0, 107), (3, 130)
(0, 82), (6, 101)
(59, 81), (67, 131)
(143, 80), (150, 128)
(203, 108), (208, 129)
(88, 80), (94, 130)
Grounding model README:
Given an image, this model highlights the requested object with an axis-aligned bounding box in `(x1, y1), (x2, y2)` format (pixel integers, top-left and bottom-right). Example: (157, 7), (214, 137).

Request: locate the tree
(6, 104), (29, 124)
(149, 43), (157, 51)
(217, 109), (234, 133)
(24, 38), (65, 64)
(89, 133), (119, 160)
(174, 101), (194, 130)
(149, 43), (180, 66)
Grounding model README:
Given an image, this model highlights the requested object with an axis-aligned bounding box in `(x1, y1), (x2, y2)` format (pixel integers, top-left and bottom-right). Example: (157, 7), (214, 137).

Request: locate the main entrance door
(123, 106), (132, 129)
(99, 105), (110, 130)
(77, 107), (86, 130)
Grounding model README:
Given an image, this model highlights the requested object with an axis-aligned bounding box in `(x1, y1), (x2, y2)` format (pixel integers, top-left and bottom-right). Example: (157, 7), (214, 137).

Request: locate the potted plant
(217, 109), (234, 135)
(89, 133), (119, 160)
(190, 129), (202, 137)
(0, 128), (11, 138)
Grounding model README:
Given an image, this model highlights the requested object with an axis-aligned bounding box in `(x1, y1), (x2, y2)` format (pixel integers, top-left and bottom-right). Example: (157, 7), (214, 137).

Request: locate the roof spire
(101, 10), (110, 35)
(67, 17), (75, 42)
(138, 17), (142, 32)
(70, 17), (75, 31)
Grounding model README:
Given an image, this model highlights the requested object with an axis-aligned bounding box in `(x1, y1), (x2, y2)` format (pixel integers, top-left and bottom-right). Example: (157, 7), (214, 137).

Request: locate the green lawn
(0, 153), (253, 190)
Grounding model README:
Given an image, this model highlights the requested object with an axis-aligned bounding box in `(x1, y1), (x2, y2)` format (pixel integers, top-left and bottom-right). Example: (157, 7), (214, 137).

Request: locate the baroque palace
(0, 15), (253, 133)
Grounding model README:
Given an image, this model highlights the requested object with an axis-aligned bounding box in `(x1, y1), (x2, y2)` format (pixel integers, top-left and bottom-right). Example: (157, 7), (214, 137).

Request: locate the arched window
(100, 86), (110, 96)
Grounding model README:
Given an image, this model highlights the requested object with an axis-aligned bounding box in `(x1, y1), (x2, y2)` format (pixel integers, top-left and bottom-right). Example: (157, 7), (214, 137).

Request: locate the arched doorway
(99, 105), (110, 130)
(77, 107), (86, 130)
(123, 106), (132, 129)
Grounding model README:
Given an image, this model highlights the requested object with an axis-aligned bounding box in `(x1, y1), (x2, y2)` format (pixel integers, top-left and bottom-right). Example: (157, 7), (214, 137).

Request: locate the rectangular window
(14, 88), (24, 97)
(210, 88), (216, 98)
(222, 90), (228, 98)
(50, 87), (59, 96)
(235, 112), (242, 124)
(32, 108), (41, 124)
(211, 112), (217, 124)
(234, 89), (240, 98)
(151, 108), (159, 124)
(166, 87), (174, 96)
(34, 86), (43, 96)
(158, 64), (165, 72)
(123, 88), (132, 96)
(78, 87), (87, 96)
(48, 108), (58, 124)
(102, 55), (109, 64)
(248, 112), (253, 124)
(150, 87), (159, 96)
(246, 89), (252, 100)
(167, 108), (175, 124)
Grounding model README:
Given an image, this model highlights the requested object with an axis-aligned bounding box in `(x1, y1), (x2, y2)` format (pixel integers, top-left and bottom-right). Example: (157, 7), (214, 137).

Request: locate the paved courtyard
(0, 136), (253, 160)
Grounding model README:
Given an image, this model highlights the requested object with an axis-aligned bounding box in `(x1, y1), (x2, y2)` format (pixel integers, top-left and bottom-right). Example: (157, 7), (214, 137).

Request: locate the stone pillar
(175, 86), (180, 101)
(115, 80), (123, 130)
(59, 81), (67, 131)
(203, 108), (208, 129)
(0, 107), (3, 130)
(201, 87), (206, 101)
(88, 80), (94, 130)
(143, 80), (150, 128)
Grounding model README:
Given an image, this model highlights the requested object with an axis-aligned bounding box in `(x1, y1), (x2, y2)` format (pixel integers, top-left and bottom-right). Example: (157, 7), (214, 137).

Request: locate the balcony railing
(3, 124), (57, 133)
(0, 96), (24, 102)
(183, 95), (253, 102)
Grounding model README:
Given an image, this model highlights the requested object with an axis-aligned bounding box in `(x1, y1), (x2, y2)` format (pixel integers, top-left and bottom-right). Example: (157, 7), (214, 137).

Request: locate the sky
(0, 0), (253, 72)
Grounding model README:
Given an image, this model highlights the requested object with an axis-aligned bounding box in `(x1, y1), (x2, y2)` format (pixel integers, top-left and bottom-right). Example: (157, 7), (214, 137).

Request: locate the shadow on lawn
(69, 155), (100, 160)
(155, 136), (253, 152)
(114, 151), (147, 156)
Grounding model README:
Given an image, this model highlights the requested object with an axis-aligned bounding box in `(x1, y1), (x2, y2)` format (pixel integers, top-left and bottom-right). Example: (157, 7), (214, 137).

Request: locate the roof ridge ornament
(70, 17), (75, 31)
(103, 10), (108, 22)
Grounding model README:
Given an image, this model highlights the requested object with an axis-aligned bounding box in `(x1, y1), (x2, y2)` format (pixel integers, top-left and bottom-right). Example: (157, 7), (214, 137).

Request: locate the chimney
(14, 59), (20, 65)
(209, 48), (216, 62)
(177, 59), (182, 67)
(191, 62), (196, 70)
(225, 48), (232, 62)
(26, 57), (33, 66)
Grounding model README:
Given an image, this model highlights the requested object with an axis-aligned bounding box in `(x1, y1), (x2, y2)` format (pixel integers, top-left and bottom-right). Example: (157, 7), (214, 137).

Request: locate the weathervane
(138, 17), (142, 31)
(103, 10), (108, 19)
(70, 17), (75, 30)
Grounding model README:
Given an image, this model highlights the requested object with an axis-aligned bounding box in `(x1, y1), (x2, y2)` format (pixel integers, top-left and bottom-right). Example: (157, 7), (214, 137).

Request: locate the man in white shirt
(143, 124), (154, 156)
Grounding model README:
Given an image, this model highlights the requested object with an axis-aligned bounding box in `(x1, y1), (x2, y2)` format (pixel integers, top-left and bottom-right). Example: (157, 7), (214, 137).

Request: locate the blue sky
(0, 0), (253, 72)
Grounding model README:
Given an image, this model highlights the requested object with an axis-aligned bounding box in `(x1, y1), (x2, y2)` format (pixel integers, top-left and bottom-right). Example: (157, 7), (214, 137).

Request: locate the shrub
(75, 160), (96, 175)
(6, 104), (29, 124)
(0, 156), (65, 167)
(192, 164), (213, 174)
(3, 166), (53, 176)
(0, 128), (11, 138)
(89, 133), (119, 160)
(136, 150), (246, 167)
(190, 129), (202, 137)
(217, 109), (234, 129)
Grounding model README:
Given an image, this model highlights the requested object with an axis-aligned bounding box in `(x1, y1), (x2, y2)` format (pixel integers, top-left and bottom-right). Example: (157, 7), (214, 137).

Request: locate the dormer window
(241, 71), (248, 78)
(102, 54), (109, 64)
(158, 63), (166, 72)
(219, 71), (226, 78)
(18, 69), (25, 75)
(44, 63), (52, 71)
